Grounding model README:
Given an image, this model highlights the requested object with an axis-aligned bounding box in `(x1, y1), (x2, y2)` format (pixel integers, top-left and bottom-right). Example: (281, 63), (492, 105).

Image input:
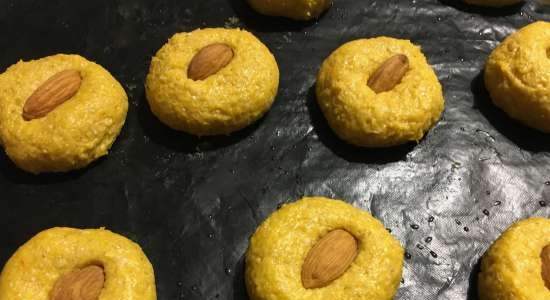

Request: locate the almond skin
(50, 265), (105, 300)
(367, 54), (409, 93)
(301, 229), (358, 289)
(542, 245), (550, 290)
(23, 69), (82, 121)
(187, 43), (234, 81)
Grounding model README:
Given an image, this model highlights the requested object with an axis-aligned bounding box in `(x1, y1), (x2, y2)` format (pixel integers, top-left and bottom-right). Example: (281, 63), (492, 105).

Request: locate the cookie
(316, 37), (444, 147)
(247, 0), (331, 20)
(0, 54), (128, 174)
(478, 217), (550, 300)
(0, 227), (156, 300)
(246, 197), (404, 300)
(145, 28), (279, 136)
(485, 21), (550, 132)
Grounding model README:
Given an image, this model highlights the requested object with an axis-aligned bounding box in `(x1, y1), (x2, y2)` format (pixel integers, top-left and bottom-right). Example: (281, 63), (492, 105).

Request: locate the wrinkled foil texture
(0, 0), (549, 299)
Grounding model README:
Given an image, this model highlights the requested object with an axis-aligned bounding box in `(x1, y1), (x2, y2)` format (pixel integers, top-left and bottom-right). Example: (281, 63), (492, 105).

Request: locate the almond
(541, 245), (550, 290)
(50, 265), (105, 300)
(23, 69), (82, 121)
(187, 43), (234, 81)
(367, 54), (409, 93)
(301, 229), (358, 289)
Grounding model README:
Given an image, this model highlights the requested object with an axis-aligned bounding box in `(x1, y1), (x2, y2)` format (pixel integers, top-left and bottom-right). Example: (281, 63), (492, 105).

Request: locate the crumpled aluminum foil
(0, 0), (549, 299)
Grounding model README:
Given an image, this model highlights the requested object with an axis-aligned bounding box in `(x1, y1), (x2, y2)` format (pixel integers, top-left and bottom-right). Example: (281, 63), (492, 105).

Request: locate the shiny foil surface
(0, 0), (549, 299)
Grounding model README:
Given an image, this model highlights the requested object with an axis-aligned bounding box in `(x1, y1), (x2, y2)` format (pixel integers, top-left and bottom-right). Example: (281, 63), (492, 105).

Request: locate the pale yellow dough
(0, 227), (156, 300)
(145, 28), (279, 136)
(247, 0), (332, 20)
(478, 217), (550, 300)
(485, 21), (550, 132)
(245, 197), (404, 300)
(316, 37), (444, 147)
(464, 0), (522, 6)
(0, 54), (128, 174)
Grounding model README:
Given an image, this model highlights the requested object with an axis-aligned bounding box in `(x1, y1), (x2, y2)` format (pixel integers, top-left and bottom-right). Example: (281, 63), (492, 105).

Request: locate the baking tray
(0, 0), (549, 299)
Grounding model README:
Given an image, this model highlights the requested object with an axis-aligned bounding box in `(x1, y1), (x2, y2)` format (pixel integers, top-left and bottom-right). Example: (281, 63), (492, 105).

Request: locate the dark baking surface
(0, 0), (549, 299)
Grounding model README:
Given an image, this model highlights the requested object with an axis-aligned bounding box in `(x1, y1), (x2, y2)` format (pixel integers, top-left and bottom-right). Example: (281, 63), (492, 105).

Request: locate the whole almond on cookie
(301, 229), (358, 289)
(23, 69), (82, 121)
(367, 54), (409, 93)
(187, 43), (234, 81)
(50, 265), (105, 300)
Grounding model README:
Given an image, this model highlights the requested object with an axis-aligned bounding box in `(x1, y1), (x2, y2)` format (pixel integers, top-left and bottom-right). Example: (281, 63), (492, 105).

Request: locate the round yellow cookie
(464, 0), (522, 6)
(145, 28), (279, 136)
(0, 54), (128, 174)
(478, 217), (550, 300)
(247, 0), (332, 20)
(245, 197), (404, 300)
(0, 227), (156, 300)
(316, 37), (444, 147)
(485, 21), (550, 132)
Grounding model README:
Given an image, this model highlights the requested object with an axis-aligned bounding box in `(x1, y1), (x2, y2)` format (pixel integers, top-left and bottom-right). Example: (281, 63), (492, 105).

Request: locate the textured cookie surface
(316, 37), (444, 147)
(478, 217), (550, 300)
(485, 21), (550, 132)
(0, 54), (128, 173)
(0, 227), (156, 300)
(146, 28), (279, 136)
(246, 197), (404, 300)
(247, 0), (331, 20)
